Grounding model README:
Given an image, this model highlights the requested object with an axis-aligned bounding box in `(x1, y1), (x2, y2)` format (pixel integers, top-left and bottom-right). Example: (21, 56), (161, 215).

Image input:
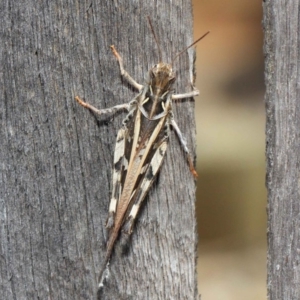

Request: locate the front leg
(75, 96), (130, 116)
(172, 84), (199, 100)
(110, 45), (143, 91)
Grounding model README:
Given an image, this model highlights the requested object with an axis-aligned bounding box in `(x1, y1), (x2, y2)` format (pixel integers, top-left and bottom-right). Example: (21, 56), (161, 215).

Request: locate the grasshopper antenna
(171, 31), (210, 65)
(147, 16), (163, 62)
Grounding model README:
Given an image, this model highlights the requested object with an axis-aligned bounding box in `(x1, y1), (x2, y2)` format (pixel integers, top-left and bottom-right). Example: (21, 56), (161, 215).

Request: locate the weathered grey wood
(0, 1), (198, 299)
(263, 0), (300, 299)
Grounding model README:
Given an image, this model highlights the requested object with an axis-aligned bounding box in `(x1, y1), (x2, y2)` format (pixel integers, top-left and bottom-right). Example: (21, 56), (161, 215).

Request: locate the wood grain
(0, 1), (198, 299)
(263, 0), (300, 299)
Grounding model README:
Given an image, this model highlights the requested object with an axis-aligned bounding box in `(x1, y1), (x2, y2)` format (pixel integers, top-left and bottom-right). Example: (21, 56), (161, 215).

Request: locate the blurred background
(193, 1), (266, 299)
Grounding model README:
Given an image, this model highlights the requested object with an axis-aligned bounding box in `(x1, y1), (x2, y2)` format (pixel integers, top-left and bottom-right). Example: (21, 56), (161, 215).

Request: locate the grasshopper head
(149, 62), (175, 94)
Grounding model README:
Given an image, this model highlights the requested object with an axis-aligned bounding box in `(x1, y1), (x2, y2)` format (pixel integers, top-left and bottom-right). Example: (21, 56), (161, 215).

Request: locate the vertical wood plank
(0, 1), (198, 299)
(264, 0), (300, 299)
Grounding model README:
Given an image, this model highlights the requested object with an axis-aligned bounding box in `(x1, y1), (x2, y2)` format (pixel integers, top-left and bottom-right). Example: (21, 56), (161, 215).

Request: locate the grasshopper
(75, 18), (209, 287)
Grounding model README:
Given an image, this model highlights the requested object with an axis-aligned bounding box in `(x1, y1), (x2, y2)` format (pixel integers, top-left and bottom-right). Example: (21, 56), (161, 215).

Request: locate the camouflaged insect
(75, 19), (208, 288)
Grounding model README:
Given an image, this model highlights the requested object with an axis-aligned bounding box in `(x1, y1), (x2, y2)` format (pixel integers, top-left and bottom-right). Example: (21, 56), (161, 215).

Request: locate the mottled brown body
(99, 62), (175, 285)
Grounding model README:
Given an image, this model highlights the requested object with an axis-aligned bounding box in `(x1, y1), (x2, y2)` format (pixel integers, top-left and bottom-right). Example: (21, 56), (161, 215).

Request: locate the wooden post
(263, 0), (300, 299)
(1, 1), (198, 299)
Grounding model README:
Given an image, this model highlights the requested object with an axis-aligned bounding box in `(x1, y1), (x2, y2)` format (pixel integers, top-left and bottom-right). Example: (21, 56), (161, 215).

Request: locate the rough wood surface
(0, 1), (198, 299)
(263, 1), (300, 299)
